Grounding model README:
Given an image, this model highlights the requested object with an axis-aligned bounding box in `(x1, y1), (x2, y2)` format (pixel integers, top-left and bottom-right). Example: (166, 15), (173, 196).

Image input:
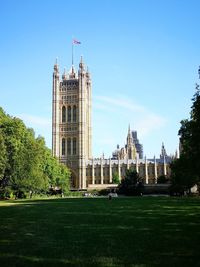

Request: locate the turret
(69, 65), (76, 79)
(53, 58), (59, 79)
(52, 58), (60, 157)
(62, 67), (67, 80)
(160, 142), (167, 159)
(127, 124), (133, 146)
(78, 56), (86, 76)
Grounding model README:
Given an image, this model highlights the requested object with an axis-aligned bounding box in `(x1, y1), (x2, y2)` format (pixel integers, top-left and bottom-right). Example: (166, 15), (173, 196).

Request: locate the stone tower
(52, 57), (92, 189)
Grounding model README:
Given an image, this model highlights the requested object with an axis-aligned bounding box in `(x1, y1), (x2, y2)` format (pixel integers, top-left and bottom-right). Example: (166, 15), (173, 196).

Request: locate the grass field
(0, 197), (200, 267)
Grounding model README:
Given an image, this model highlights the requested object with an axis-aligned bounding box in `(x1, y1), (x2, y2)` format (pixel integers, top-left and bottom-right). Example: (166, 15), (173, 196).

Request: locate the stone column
(154, 155), (157, 183)
(100, 158), (104, 184)
(127, 158), (129, 170)
(109, 158), (112, 183)
(154, 156), (158, 184)
(163, 156), (167, 176)
(145, 156), (148, 184)
(118, 158), (121, 182)
(136, 156), (139, 173)
(92, 159), (95, 185)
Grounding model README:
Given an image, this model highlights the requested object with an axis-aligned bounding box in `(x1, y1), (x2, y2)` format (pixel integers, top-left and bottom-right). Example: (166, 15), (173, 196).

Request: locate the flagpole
(72, 41), (74, 66)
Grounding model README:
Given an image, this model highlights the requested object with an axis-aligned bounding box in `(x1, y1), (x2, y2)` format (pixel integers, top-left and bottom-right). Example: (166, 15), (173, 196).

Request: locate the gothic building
(52, 57), (91, 189)
(52, 57), (172, 190)
(112, 127), (143, 160)
(132, 131), (143, 159)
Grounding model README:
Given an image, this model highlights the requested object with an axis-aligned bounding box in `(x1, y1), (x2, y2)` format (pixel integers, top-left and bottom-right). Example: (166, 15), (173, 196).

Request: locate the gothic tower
(126, 125), (137, 160)
(52, 57), (92, 189)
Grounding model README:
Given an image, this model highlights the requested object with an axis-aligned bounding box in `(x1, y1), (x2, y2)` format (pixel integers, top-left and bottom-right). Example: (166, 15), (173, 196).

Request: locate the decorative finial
(79, 55), (85, 70)
(54, 57), (59, 72)
(62, 67), (67, 80)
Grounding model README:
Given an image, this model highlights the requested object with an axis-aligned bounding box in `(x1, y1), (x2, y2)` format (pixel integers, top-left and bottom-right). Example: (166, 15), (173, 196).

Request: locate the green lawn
(0, 197), (200, 267)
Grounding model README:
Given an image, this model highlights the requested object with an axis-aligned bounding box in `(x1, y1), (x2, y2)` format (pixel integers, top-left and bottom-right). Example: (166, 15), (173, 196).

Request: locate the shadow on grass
(0, 197), (200, 267)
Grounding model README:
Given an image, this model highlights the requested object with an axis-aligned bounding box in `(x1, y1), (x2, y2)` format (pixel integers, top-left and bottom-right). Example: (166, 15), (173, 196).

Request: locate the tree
(112, 172), (120, 184)
(171, 78), (200, 193)
(118, 169), (143, 196)
(157, 175), (169, 184)
(0, 107), (70, 198)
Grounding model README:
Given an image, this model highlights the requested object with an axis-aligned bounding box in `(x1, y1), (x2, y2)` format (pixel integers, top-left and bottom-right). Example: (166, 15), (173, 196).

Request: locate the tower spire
(62, 67), (67, 80)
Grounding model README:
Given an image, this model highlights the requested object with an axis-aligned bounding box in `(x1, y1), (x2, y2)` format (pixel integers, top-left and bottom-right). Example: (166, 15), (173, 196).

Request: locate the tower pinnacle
(79, 55), (85, 71)
(62, 67), (67, 80)
(54, 58), (59, 73)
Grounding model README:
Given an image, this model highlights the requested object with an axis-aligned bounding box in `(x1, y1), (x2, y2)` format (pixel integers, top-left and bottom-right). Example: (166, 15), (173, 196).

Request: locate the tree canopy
(118, 169), (143, 196)
(0, 108), (70, 198)
(171, 81), (200, 193)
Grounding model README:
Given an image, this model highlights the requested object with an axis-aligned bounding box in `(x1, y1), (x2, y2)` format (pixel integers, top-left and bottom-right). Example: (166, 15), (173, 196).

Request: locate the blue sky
(1, 0), (200, 158)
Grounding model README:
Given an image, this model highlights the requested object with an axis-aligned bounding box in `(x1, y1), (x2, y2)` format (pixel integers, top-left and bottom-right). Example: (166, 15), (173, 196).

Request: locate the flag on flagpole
(73, 39), (81, 45)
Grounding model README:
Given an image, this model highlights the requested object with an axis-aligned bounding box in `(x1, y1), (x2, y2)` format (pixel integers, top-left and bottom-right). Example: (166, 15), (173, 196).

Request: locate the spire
(160, 142), (167, 159)
(68, 65), (76, 79)
(79, 55), (85, 71)
(127, 124), (133, 146)
(54, 57), (59, 73)
(86, 66), (90, 79)
(62, 67), (67, 80)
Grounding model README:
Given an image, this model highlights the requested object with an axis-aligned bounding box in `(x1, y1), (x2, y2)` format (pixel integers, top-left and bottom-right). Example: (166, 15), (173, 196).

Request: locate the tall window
(62, 138), (66, 155)
(67, 138), (71, 155)
(62, 106), (66, 123)
(73, 105), (77, 122)
(68, 106), (71, 122)
(73, 138), (76, 155)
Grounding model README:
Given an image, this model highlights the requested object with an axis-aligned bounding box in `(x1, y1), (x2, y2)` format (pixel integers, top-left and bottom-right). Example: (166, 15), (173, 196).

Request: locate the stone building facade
(52, 57), (172, 190)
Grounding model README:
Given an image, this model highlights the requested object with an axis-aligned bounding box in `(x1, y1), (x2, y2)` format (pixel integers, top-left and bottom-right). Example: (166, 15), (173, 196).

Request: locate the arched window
(67, 138), (71, 155)
(62, 106), (66, 123)
(73, 105), (77, 122)
(62, 138), (66, 156)
(73, 138), (76, 155)
(67, 106), (71, 122)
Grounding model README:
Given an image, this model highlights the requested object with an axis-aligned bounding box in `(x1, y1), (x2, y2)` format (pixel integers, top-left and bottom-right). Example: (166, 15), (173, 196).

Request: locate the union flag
(73, 39), (81, 44)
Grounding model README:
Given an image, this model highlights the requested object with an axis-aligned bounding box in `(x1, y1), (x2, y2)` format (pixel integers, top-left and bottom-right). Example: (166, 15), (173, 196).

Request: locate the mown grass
(0, 197), (200, 267)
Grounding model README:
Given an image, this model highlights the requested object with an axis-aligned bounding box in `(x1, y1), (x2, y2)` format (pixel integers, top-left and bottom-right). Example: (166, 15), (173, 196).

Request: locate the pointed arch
(62, 138), (66, 156)
(67, 138), (71, 155)
(73, 105), (77, 122)
(67, 106), (71, 122)
(73, 137), (76, 155)
(62, 106), (66, 123)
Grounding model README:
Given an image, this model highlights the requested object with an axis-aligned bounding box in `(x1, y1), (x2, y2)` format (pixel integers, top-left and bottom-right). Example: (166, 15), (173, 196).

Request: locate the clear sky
(1, 0), (200, 158)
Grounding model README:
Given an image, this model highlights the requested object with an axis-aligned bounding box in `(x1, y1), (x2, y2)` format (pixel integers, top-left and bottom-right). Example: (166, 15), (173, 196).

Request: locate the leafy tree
(0, 134), (7, 182)
(112, 172), (120, 184)
(171, 80), (200, 193)
(118, 169), (143, 196)
(157, 175), (169, 184)
(0, 107), (70, 198)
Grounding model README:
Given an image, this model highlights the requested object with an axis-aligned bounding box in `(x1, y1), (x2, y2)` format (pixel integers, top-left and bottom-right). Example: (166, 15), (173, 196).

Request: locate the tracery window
(62, 138), (66, 155)
(73, 105), (77, 122)
(67, 106), (71, 122)
(73, 138), (76, 155)
(67, 138), (71, 155)
(62, 106), (66, 123)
